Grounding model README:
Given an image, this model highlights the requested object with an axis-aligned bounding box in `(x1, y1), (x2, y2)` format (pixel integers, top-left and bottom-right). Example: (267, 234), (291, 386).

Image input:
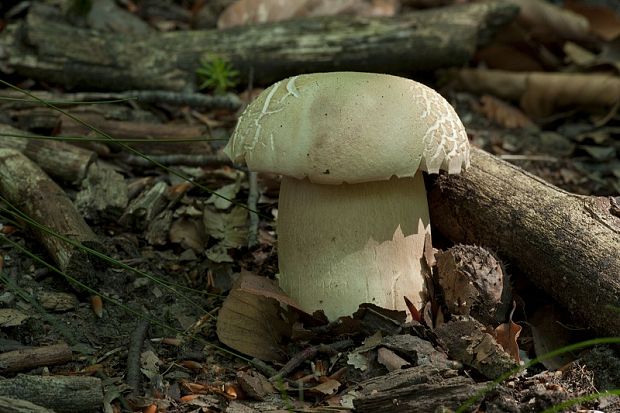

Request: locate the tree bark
(427, 148), (620, 337)
(0, 375), (102, 413)
(353, 364), (486, 412)
(0, 2), (518, 90)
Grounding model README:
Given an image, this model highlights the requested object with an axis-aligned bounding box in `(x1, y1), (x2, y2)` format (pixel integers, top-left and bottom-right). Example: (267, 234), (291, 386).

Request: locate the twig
(126, 318), (150, 395)
(269, 339), (354, 382)
(247, 171), (259, 248)
(0, 89), (242, 111)
(118, 153), (232, 167)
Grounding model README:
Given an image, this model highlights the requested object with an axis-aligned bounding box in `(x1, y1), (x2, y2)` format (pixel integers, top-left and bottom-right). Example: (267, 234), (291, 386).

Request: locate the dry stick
(0, 343), (72, 375)
(0, 149), (104, 286)
(118, 152), (232, 167)
(0, 89), (242, 111)
(126, 318), (150, 395)
(427, 147), (620, 337)
(247, 171), (259, 248)
(269, 339), (354, 382)
(0, 124), (95, 184)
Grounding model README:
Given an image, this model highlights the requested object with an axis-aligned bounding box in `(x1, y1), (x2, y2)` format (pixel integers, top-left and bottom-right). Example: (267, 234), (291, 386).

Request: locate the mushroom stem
(277, 172), (431, 320)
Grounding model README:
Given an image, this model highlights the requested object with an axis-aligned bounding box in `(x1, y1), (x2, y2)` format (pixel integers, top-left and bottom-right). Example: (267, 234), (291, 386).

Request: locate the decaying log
(0, 343), (72, 374)
(352, 364), (487, 412)
(0, 375), (103, 413)
(0, 124), (95, 183)
(0, 2), (518, 90)
(0, 397), (56, 413)
(428, 147), (620, 337)
(0, 149), (104, 286)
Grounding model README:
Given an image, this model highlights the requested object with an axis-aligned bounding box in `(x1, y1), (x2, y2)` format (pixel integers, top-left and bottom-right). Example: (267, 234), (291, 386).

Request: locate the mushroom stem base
(277, 173), (431, 320)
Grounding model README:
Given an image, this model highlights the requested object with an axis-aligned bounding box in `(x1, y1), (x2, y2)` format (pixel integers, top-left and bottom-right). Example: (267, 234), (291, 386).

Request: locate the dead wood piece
(36, 291), (78, 312)
(0, 149), (104, 286)
(0, 375), (103, 413)
(428, 147), (620, 337)
(75, 161), (129, 222)
(0, 2), (518, 90)
(435, 317), (518, 380)
(0, 343), (72, 374)
(120, 181), (169, 230)
(0, 397), (56, 413)
(352, 364), (487, 412)
(381, 334), (458, 370)
(0, 124), (95, 183)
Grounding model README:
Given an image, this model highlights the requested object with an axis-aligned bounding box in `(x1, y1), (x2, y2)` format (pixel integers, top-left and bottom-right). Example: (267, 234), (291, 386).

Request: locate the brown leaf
(521, 72), (620, 117)
(218, 0), (398, 28)
(493, 320), (522, 363)
(452, 69), (620, 118)
(477, 95), (537, 129)
(510, 0), (591, 42)
(216, 272), (294, 362)
(566, 0), (620, 41)
(403, 296), (421, 323)
(476, 44), (545, 72)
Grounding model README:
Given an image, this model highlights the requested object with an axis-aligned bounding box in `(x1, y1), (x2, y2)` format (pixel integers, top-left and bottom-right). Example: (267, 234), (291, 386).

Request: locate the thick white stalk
(277, 172), (431, 320)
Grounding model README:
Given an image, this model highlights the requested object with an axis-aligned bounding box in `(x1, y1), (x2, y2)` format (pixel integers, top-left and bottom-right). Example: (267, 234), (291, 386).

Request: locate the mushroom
(224, 72), (470, 320)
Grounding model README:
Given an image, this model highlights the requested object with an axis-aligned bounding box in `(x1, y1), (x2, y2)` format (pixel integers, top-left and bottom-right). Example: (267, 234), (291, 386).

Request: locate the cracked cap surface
(224, 72), (470, 184)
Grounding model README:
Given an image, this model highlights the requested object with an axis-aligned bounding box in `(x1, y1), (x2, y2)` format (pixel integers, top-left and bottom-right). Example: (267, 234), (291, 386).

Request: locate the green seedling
(196, 55), (240, 94)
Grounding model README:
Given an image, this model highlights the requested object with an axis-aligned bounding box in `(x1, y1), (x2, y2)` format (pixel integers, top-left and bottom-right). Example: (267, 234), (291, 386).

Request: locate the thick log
(427, 148), (620, 336)
(0, 375), (103, 413)
(0, 2), (518, 90)
(0, 149), (104, 286)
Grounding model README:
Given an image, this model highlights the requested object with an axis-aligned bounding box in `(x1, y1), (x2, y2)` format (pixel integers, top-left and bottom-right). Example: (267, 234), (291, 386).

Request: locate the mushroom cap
(224, 72), (470, 184)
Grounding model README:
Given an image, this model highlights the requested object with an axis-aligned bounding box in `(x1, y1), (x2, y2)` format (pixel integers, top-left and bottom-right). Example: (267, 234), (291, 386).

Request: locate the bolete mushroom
(224, 72), (470, 320)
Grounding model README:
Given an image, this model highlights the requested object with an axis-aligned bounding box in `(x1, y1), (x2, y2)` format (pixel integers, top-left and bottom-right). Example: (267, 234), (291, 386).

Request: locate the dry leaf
(476, 44), (545, 72)
(493, 320), (522, 363)
(309, 379), (341, 395)
(452, 69), (620, 118)
(218, 0), (396, 29)
(566, 0), (620, 41)
(521, 72), (620, 117)
(477, 95), (537, 129)
(236, 370), (275, 401)
(529, 305), (578, 370)
(169, 218), (206, 252)
(216, 272), (295, 362)
(403, 296), (421, 323)
(563, 41), (597, 67)
(510, 0), (591, 42)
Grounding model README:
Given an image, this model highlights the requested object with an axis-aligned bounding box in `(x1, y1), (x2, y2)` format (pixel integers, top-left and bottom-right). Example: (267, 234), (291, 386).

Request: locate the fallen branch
(0, 149), (104, 286)
(427, 148), (620, 337)
(0, 2), (518, 90)
(0, 375), (103, 413)
(0, 343), (72, 374)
